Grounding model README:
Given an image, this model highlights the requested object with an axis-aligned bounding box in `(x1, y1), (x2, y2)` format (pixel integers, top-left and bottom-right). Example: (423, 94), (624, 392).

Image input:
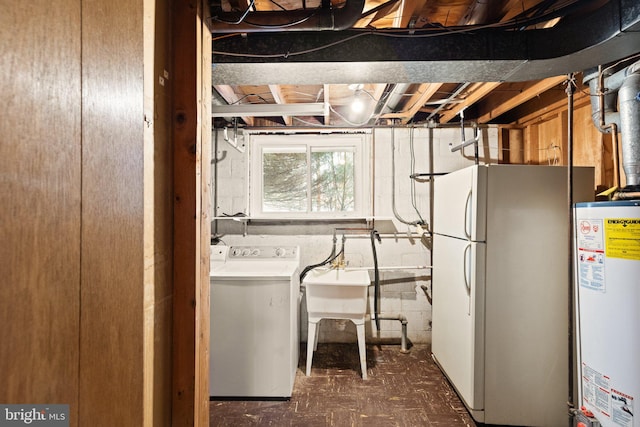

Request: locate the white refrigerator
(432, 164), (594, 426)
(575, 201), (640, 427)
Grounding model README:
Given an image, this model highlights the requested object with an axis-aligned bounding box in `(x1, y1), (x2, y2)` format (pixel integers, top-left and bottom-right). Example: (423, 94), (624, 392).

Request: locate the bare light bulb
(351, 94), (365, 113)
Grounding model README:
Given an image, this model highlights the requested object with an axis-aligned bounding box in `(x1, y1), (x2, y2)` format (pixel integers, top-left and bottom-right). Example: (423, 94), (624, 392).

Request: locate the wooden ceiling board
(237, 85), (276, 104)
(417, 0), (475, 27)
(278, 84), (324, 103)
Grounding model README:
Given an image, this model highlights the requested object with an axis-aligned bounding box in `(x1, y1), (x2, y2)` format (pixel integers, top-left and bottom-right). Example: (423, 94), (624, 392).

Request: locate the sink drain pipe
(370, 228), (410, 353)
(371, 313), (410, 353)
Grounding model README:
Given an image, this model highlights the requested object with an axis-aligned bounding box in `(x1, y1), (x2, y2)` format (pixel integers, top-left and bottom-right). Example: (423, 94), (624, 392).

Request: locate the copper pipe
(611, 123), (620, 190)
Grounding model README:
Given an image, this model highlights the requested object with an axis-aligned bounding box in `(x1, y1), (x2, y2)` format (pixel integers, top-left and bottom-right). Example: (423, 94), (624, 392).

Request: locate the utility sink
(303, 268), (371, 379)
(303, 268), (371, 317)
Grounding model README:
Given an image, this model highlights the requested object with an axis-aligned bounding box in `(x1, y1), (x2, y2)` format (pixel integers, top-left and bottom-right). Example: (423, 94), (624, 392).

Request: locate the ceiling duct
(211, 0), (640, 84)
(211, 0), (366, 32)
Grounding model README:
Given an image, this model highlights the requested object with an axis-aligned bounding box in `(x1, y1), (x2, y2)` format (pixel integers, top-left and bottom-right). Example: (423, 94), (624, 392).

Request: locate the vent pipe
(211, 0), (365, 32)
(618, 63), (640, 189)
(585, 60), (640, 190)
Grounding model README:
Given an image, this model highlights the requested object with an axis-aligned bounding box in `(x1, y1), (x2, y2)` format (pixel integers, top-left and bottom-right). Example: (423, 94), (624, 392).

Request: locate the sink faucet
(331, 234), (347, 269)
(332, 252), (347, 269)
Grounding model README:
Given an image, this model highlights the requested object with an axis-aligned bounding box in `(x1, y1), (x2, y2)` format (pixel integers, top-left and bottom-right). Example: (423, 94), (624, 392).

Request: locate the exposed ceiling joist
(211, 0), (640, 129)
(268, 84), (293, 125)
(477, 75), (566, 123)
(439, 82), (501, 123)
(213, 84), (255, 126)
(323, 84), (331, 125)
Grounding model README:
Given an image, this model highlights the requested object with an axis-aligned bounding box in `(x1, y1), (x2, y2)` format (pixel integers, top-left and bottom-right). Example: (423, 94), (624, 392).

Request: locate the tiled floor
(210, 343), (476, 426)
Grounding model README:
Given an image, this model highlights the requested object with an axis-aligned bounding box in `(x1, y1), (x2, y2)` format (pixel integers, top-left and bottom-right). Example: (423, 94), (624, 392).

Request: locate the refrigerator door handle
(463, 243), (472, 315)
(464, 190), (472, 240)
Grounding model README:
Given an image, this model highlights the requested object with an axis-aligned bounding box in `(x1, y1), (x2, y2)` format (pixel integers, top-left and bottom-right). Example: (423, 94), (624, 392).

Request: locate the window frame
(249, 132), (371, 219)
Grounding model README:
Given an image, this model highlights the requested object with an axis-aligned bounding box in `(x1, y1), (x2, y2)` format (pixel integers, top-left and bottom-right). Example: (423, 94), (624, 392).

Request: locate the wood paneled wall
(1, 1), (186, 425)
(502, 87), (615, 191)
(1, 1), (82, 416)
(80, 0), (146, 424)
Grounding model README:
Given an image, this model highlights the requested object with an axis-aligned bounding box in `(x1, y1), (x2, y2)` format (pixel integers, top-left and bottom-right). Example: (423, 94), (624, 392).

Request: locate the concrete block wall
(211, 126), (498, 344)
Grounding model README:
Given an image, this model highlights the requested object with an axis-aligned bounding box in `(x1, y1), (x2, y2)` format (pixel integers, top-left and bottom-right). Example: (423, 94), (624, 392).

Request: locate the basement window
(249, 133), (370, 219)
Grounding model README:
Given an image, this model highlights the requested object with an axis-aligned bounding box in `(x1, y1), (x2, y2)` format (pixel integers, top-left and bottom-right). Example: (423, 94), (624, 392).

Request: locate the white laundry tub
(303, 268), (371, 318)
(303, 268), (371, 379)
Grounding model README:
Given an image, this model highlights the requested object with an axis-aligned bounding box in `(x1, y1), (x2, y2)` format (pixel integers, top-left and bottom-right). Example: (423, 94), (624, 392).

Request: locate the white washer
(209, 245), (300, 399)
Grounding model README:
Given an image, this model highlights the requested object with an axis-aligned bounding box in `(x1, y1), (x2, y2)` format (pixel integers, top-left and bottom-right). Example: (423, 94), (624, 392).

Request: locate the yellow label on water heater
(604, 218), (640, 261)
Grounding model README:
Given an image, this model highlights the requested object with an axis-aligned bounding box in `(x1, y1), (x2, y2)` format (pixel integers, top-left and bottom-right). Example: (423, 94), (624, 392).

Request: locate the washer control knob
(251, 248), (260, 256)
(242, 248), (251, 256)
(275, 247), (285, 257)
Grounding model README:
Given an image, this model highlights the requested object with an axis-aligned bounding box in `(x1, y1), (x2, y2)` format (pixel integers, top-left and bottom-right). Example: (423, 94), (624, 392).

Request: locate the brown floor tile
(210, 343), (476, 427)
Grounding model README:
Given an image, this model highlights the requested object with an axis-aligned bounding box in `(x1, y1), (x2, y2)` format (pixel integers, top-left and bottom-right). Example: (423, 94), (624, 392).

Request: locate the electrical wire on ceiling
(328, 104), (374, 127)
(222, 11), (320, 29)
(288, 86), (399, 128)
(212, 4), (321, 28)
(214, 0), (256, 25)
(216, 91), (271, 104)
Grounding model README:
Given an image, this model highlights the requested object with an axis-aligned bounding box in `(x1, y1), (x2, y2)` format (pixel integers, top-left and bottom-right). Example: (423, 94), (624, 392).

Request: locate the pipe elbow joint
(331, 0), (366, 30)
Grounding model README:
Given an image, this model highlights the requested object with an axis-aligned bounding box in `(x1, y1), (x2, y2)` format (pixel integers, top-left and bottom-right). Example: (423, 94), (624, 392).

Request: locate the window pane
(262, 151), (307, 212)
(311, 150), (355, 212)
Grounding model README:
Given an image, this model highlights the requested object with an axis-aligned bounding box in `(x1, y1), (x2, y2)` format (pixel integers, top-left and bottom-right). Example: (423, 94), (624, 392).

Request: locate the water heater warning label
(611, 389), (634, 427)
(605, 218), (640, 261)
(577, 219), (605, 292)
(582, 362), (636, 427)
(582, 362), (612, 421)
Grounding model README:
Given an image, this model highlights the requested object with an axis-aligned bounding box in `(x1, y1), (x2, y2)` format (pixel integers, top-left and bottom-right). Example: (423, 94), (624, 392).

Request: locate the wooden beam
(355, 0), (400, 28)
(439, 82), (501, 123)
(323, 84), (331, 125)
(213, 84), (255, 126)
(172, 0), (210, 425)
(477, 76), (567, 123)
(269, 84), (293, 126)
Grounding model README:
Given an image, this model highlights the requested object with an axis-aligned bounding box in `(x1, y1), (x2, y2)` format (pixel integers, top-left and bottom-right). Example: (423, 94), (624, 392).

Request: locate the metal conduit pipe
(391, 127), (422, 226)
(565, 73), (576, 416)
(378, 83), (412, 116)
(211, 0), (365, 32)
